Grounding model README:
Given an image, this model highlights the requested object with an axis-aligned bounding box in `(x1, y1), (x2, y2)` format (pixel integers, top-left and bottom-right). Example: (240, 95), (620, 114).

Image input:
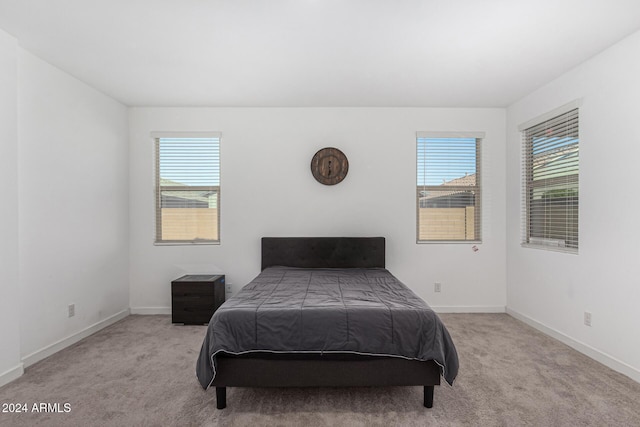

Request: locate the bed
(196, 237), (459, 409)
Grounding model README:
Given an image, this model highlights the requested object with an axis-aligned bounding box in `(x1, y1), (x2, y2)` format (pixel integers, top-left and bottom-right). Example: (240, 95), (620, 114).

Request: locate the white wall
(18, 49), (130, 362)
(0, 29), (22, 386)
(129, 107), (507, 313)
(506, 30), (640, 381)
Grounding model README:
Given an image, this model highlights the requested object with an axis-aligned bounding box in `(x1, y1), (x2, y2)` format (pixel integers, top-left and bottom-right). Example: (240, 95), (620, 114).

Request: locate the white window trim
(519, 101), (580, 254)
(416, 131), (485, 244)
(151, 131), (222, 139)
(416, 131), (486, 139)
(152, 131), (222, 246)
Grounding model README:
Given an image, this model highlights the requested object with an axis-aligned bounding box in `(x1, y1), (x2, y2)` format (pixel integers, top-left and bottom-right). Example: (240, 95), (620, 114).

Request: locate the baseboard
(0, 363), (24, 388)
(432, 305), (506, 313)
(130, 307), (171, 315)
(21, 309), (130, 368)
(134, 306), (506, 315)
(135, 306), (508, 315)
(507, 308), (640, 384)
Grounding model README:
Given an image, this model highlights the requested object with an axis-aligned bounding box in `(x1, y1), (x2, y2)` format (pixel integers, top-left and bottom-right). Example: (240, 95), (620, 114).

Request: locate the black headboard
(261, 237), (385, 270)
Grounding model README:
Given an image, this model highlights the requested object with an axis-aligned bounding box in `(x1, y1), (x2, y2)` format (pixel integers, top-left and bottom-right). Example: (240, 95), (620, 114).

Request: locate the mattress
(196, 266), (459, 388)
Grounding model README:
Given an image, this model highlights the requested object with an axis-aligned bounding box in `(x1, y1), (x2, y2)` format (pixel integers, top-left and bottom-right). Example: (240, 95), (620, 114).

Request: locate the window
(416, 132), (482, 242)
(154, 133), (220, 244)
(520, 104), (579, 252)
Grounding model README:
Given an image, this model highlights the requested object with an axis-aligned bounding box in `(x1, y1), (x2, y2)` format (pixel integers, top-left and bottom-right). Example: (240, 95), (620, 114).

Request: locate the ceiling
(1, 0), (640, 107)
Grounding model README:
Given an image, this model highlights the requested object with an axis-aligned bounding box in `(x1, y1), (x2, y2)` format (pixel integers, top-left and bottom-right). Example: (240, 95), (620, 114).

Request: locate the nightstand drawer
(171, 282), (215, 296)
(172, 291), (215, 301)
(172, 294), (214, 307)
(171, 305), (217, 324)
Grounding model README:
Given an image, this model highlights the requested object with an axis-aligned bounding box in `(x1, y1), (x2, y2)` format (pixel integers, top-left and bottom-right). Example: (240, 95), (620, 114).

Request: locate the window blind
(155, 135), (220, 244)
(522, 108), (578, 252)
(416, 134), (482, 242)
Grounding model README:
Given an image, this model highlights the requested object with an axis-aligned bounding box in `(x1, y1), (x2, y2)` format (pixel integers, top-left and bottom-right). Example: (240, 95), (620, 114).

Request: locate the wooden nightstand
(171, 274), (225, 324)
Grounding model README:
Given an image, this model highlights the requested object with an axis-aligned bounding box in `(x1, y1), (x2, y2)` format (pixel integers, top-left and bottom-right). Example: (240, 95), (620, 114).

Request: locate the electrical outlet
(226, 283), (232, 294)
(434, 282), (442, 293)
(584, 311), (592, 327)
(68, 304), (75, 318)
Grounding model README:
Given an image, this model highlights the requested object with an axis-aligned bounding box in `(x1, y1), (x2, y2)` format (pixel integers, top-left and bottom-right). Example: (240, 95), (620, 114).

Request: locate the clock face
(311, 147), (349, 185)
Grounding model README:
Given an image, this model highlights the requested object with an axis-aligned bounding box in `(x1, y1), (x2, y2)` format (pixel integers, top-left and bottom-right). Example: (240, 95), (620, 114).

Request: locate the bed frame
(212, 237), (441, 409)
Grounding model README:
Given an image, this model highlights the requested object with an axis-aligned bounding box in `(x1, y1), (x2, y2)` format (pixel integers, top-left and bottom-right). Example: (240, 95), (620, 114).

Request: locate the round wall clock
(310, 147), (349, 185)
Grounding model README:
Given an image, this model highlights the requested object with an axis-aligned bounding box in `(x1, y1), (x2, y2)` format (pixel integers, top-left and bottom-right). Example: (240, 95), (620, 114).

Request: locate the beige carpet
(1, 314), (639, 426)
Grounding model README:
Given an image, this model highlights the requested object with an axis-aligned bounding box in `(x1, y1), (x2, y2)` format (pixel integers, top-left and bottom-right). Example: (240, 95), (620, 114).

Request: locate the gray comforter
(196, 267), (459, 387)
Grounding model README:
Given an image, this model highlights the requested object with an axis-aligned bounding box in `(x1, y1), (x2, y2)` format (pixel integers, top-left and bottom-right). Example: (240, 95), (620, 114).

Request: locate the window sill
(417, 240), (482, 245)
(154, 241), (220, 246)
(521, 243), (577, 254)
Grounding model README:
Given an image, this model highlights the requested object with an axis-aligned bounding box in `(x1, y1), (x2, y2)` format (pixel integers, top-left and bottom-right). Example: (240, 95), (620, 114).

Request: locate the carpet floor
(0, 314), (639, 426)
